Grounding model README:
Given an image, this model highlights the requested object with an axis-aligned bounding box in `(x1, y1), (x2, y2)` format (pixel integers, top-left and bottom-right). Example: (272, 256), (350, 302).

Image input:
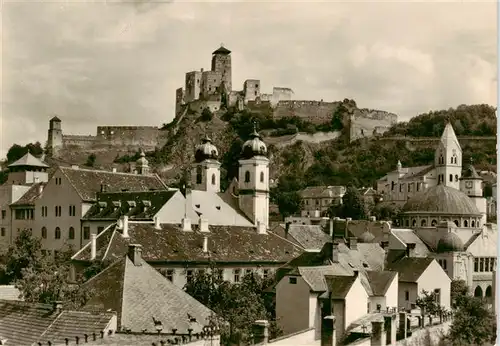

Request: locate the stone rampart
(350, 109), (398, 142)
(273, 100), (340, 124)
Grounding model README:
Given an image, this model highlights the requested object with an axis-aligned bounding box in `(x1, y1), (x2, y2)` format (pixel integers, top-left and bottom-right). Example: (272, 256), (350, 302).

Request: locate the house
(299, 186), (346, 217)
(386, 257), (451, 311)
(72, 215), (303, 288)
(0, 299), (116, 346)
(80, 243), (220, 343)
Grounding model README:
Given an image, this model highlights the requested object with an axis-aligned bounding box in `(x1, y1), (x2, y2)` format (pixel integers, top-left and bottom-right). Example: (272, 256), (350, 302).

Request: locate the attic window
(143, 200), (152, 207)
(216, 206), (221, 210)
(289, 277), (297, 284)
(112, 201), (121, 208)
(128, 201), (136, 208)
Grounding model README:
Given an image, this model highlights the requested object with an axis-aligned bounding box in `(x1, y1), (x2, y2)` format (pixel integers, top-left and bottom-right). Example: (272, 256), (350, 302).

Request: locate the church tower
(47, 116), (63, 156)
(136, 150), (150, 175)
(191, 135), (221, 193)
(238, 124), (269, 231)
(211, 45), (232, 92)
(434, 122), (462, 190)
(460, 159), (487, 225)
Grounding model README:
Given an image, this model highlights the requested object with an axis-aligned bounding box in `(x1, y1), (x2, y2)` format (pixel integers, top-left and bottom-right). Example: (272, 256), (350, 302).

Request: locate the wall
(417, 260), (451, 310)
(395, 321), (451, 346)
(349, 109), (398, 142)
(266, 131), (342, 149)
(63, 135), (97, 149)
(188, 99), (222, 113)
(276, 275), (312, 336)
(399, 282), (418, 311)
(268, 328), (319, 346)
(273, 100), (339, 124)
(345, 276), (369, 329)
(0, 185), (32, 253)
(95, 126), (160, 149)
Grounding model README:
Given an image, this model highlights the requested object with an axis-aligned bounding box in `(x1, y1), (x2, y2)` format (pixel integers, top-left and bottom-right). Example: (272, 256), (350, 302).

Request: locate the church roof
(436, 232), (465, 253)
(439, 122), (461, 150)
(8, 152), (49, 168)
(50, 115), (61, 122)
(461, 162), (482, 180)
(402, 185), (481, 216)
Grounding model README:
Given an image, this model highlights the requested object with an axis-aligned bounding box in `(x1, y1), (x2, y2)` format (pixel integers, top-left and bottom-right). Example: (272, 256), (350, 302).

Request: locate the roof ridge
(37, 309), (63, 341)
(102, 228), (119, 261)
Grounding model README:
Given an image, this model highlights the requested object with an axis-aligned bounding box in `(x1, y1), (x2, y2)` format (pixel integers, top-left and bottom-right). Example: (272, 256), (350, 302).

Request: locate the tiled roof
(82, 253), (215, 334)
(330, 219), (390, 243)
(82, 190), (177, 220)
(324, 275), (357, 299)
(190, 190), (253, 226)
(386, 257), (434, 282)
(390, 229), (430, 257)
(297, 266), (353, 292)
(73, 223), (303, 264)
(8, 152), (49, 168)
(0, 285), (22, 301)
(10, 183), (46, 206)
(399, 165), (435, 181)
(299, 186), (344, 198)
(364, 271), (397, 296)
(462, 164), (482, 180)
(60, 166), (167, 202)
(0, 300), (114, 346)
(286, 224), (332, 250)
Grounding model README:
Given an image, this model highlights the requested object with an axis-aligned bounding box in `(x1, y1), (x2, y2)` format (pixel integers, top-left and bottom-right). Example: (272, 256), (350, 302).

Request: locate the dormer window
(142, 200), (151, 212)
(127, 201), (136, 208)
(112, 201), (121, 210)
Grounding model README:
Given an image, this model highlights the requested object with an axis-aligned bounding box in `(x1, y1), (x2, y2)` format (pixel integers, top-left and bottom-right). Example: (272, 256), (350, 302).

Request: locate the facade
(299, 186), (346, 217)
(376, 123), (488, 225)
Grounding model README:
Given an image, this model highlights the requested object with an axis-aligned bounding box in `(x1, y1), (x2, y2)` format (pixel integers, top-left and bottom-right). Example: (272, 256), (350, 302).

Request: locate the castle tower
(47, 116), (63, 156)
(460, 159), (487, 225)
(211, 44), (232, 92)
(238, 124), (269, 230)
(7, 151), (49, 185)
(136, 150), (150, 175)
(191, 135), (221, 193)
(434, 122), (462, 190)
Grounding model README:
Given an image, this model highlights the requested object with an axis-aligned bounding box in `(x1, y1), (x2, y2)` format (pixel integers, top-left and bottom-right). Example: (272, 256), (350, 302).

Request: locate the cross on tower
(220, 42), (224, 48)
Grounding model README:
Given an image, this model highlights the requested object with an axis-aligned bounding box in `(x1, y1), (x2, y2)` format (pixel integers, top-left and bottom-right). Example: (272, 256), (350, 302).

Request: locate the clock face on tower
(465, 181), (473, 189)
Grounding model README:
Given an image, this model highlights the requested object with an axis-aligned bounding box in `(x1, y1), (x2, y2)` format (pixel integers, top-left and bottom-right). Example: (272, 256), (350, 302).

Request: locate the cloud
(1, 0), (497, 159)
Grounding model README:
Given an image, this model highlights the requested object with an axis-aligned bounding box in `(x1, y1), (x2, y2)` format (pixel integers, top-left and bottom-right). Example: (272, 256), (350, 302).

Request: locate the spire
(440, 122), (460, 148)
(250, 121), (260, 139)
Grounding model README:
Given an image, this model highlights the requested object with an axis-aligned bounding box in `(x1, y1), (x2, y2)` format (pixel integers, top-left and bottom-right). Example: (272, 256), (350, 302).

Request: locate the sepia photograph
(0, 1), (497, 345)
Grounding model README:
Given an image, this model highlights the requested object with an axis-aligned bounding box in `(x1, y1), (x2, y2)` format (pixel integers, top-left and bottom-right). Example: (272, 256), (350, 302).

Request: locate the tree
(450, 279), (469, 308)
(0, 228), (43, 284)
(184, 265), (282, 346)
(331, 186), (367, 220)
(5, 142), (44, 163)
(200, 108), (214, 122)
(447, 295), (496, 345)
(85, 153), (96, 167)
(416, 289), (441, 315)
(274, 191), (302, 219)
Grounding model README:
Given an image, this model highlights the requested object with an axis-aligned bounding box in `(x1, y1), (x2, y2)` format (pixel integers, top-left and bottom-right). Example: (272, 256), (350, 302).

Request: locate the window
(490, 258), (495, 271)
(263, 269), (269, 279)
(55, 206), (62, 217)
(449, 174), (453, 182)
(391, 181), (395, 191)
(474, 258), (479, 272)
(412, 219), (417, 227)
(97, 226), (104, 234)
(166, 269), (175, 282)
(186, 270), (194, 283)
(289, 277), (297, 284)
(454, 220), (459, 227)
(245, 269), (252, 277)
(69, 227), (75, 240)
(196, 166), (202, 184)
(41, 206), (47, 217)
(41, 227), (47, 239)
(421, 219), (427, 227)
(405, 220), (409, 227)
(480, 258), (484, 272)
(431, 219), (438, 227)
(408, 184), (411, 192)
(434, 289), (441, 304)
(234, 269), (241, 283)
(216, 269), (224, 281)
(55, 227), (61, 239)
(1, 210), (5, 219)
(455, 174), (459, 182)
(55, 177), (62, 185)
(211, 173), (216, 185)
(260, 171), (264, 183)
(443, 259), (447, 270)
(405, 291), (409, 301)
(471, 220), (475, 227)
(399, 184), (403, 193)
(69, 205), (76, 216)
(244, 171), (250, 183)
(83, 227), (90, 240)
(0, 228), (5, 237)
(464, 220), (468, 227)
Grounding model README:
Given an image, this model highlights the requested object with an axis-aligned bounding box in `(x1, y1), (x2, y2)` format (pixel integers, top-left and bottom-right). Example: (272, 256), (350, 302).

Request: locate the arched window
(421, 219), (427, 227)
(55, 227), (61, 239)
(454, 220), (459, 227)
(464, 220), (468, 227)
(455, 174), (459, 182)
(41, 227), (47, 239)
(474, 286), (483, 297)
(69, 227), (75, 240)
(211, 173), (216, 185)
(485, 286), (492, 297)
(260, 171), (264, 183)
(412, 219), (417, 227)
(431, 219), (438, 227)
(196, 166), (202, 184)
(244, 171), (250, 183)
(471, 220), (475, 228)
(405, 219), (409, 227)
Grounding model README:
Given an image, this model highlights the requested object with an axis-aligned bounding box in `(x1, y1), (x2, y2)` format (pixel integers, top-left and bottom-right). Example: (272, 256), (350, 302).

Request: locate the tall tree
(5, 142), (44, 163)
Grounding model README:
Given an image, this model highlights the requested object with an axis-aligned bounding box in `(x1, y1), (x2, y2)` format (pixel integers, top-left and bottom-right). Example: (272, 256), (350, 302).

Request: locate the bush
(200, 108), (213, 122)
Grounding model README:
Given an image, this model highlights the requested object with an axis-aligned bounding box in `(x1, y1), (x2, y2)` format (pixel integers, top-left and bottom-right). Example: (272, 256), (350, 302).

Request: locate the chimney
(53, 301), (63, 314)
(257, 221), (267, 235)
(348, 237), (358, 250)
(405, 243), (416, 257)
(199, 218), (209, 233)
(182, 217), (192, 231)
(203, 235), (208, 253)
(384, 314), (397, 345)
(285, 222), (291, 238)
(112, 167), (117, 173)
(128, 244), (143, 266)
(321, 315), (336, 346)
(121, 215), (129, 238)
(252, 320), (269, 345)
(331, 242), (339, 263)
(38, 183), (44, 195)
(370, 320), (386, 346)
(90, 233), (97, 260)
(329, 219), (334, 237)
(154, 216), (161, 230)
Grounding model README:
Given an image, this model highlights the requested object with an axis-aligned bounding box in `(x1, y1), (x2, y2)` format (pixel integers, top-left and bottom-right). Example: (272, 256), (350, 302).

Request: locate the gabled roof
(285, 224), (332, 250)
(364, 271), (397, 296)
(59, 166), (167, 202)
(0, 300), (114, 346)
(82, 253), (215, 334)
(8, 152), (49, 168)
(324, 275), (358, 299)
(10, 183), (46, 206)
(72, 223), (303, 264)
(390, 229), (430, 257)
(82, 190), (177, 220)
(385, 257), (434, 282)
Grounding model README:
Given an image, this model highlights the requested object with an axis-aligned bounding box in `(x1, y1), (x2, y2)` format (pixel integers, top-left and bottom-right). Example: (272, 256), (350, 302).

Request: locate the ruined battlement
(273, 100), (341, 124)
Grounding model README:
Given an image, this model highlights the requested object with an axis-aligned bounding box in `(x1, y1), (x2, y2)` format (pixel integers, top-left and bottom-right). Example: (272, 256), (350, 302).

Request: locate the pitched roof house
(0, 300), (116, 346)
(81, 244), (217, 337)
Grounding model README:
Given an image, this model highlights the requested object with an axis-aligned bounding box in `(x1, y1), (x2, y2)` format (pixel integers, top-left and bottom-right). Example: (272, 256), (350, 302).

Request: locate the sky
(0, 0), (497, 159)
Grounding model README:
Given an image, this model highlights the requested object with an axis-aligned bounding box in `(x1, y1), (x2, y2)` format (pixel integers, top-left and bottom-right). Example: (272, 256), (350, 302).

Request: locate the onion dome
(437, 232), (465, 253)
(358, 231), (375, 243)
(241, 124), (267, 159)
(194, 135), (219, 163)
(136, 150), (148, 166)
(402, 185), (480, 216)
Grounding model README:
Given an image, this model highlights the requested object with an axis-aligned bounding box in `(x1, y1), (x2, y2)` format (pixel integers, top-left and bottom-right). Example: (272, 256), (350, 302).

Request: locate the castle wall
(273, 100), (340, 124)
(175, 87), (184, 116)
(189, 100), (222, 113)
(201, 70), (222, 98)
(62, 135), (97, 149)
(244, 79), (261, 103)
(349, 109), (398, 142)
(261, 87), (294, 107)
(95, 126), (160, 149)
(185, 71), (202, 102)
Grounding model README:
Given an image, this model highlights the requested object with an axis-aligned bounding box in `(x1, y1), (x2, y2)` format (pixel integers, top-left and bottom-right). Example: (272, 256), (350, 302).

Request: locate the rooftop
(7, 152), (49, 168)
(10, 183), (46, 206)
(385, 257), (434, 282)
